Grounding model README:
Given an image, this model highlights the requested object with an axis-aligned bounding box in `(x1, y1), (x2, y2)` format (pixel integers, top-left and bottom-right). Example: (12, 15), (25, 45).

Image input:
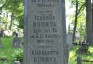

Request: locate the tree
(0, 0), (24, 29)
(72, 0), (78, 42)
(68, 0), (86, 42)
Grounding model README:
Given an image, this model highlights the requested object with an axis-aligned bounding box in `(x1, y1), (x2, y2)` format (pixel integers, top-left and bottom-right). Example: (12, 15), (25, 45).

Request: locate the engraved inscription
(33, 22), (57, 27)
(30, 34), (60, 39)
(31, 0), (59, 3)
(35, 13), (55, 20)
(24, 0), (66, 64)
(37, 3), (54, 7)
(34, 57), (57, 62)
(36, 39), (54, 43)
(32, 50), (58, 55)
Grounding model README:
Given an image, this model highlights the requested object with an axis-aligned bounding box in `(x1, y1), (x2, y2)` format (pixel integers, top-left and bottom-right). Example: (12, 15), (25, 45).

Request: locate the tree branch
(77, 3), (86, 16)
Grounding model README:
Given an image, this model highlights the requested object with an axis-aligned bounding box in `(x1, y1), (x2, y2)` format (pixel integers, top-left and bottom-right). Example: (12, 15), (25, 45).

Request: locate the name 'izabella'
(35, 13), (55, 20)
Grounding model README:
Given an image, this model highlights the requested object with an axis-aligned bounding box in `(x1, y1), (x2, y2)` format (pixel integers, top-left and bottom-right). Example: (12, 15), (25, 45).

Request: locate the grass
(0, 37), (93, 64)
(0, 37), (23, 64)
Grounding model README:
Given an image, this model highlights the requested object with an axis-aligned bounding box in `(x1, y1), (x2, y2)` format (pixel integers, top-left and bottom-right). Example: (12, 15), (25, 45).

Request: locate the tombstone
(0, 30), (3, 37)
(67, 33), (73, 48)
(24, 0), (68, 64)
(13, 34), (22, 48)
(77, 56), (82, 64)
(0, 38), (3, 48)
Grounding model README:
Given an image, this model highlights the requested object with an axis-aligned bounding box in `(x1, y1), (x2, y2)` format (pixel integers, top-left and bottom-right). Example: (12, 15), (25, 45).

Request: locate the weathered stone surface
(13, 37), (22, 48)
(24, 0), (68, 64)
(67, 33), (73, 48)
(0, 38), (3, 48)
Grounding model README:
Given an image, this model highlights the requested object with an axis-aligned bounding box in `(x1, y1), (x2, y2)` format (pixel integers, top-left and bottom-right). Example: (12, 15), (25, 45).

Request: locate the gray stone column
(24, 0), (68, 64)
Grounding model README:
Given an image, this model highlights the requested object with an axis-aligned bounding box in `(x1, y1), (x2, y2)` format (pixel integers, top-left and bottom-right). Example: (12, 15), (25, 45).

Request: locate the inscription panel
(24, 0), (67, 64)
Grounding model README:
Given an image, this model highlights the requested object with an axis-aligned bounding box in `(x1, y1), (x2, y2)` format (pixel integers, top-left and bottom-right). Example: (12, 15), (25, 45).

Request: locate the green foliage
(0, 37), (14, 64)
(69, 45), (93, 64)
(0, 37), (23, 64)
(0, 0), (6, 4)
(12, 48), (23, 61)
(17, 15), (24, 29)
(0, 0), (24, 29)
(68, 0), (86, 39)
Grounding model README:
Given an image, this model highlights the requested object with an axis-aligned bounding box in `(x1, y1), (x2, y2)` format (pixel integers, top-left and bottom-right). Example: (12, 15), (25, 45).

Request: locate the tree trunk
(9, 13), (13, 30)
(72, 0), (78, 43)
(86, 0), (93, 44)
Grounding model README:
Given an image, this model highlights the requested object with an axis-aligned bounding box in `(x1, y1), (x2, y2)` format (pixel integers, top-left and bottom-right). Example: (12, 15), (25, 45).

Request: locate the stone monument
(0, 38), (3, 48)
(67, 33), (73, 48)
(0, 30), (3, 37)
(13, 34), (22, 48)
(24, 0), (68, 64)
